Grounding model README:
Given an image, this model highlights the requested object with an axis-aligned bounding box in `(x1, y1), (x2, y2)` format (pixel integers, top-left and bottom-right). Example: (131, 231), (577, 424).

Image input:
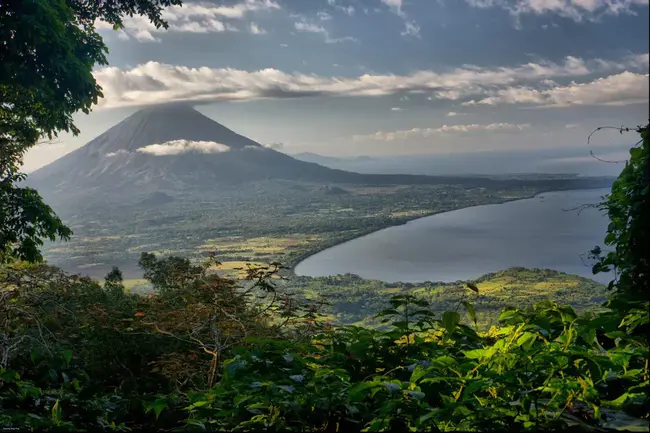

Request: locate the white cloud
(136, 140), (231, 156)
(317, 11), (333, 20)
(96, 0), (280, 42)
(391, 107), (404, 111)
(446, 111), (466, 116)
(326, 0), (355, 15)
(294, 21), (327, 33)
(92, 53), (649, 109)
(565, 123), (579, 128)
(353, 123), (531, 141)
(105, 149), (130, 157)
(250, 22), (266, 34)
(163, 0), (280, 20)
(382, 0), (405, 16)
(401, 21), (421, 37)
(464, 0), (648, 22)
(293, 20), (358, 43)
(380, 0), (422, 37)
(462, 71), (650, 107)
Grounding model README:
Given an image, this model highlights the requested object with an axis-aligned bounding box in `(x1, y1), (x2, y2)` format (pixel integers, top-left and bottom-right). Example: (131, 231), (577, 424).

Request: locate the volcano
(28, 103), (611, 211)
(28, 104), (362, 191)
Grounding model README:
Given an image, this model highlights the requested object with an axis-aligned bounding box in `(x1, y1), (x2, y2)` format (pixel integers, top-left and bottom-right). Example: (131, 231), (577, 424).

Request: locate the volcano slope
(28, 104), (612, 278)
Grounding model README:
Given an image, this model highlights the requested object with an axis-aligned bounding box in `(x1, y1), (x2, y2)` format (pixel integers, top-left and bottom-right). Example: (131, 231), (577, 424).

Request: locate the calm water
(295, 189), (614, 284)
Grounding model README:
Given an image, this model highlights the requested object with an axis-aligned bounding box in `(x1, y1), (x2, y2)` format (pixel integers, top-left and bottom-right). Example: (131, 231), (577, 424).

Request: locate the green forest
(1, 1), (649, 432)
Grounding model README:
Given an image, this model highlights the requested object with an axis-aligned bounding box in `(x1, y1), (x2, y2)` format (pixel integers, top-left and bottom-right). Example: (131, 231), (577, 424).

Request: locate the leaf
(463, 348), (487, 360)
(52, 399), (62, 424)
(466, 282), (479, 293)
(434, 355), (457, 367)
(442, 311), (461, 334)
(410, 365), (427, 383)
(0, 370), (19, 382)
(145, 398), (169, 420)
(348, 382), (378, 403)
(515, 332), (537, 351)
(406, 390), (426, 400)
(184, 419), (206, 429)
(63, 349), (72, 366)
(461, 301), (477, 325)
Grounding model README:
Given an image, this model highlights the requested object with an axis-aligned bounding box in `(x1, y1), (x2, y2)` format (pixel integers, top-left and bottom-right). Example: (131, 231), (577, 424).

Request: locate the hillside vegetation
(1, 2), (648, 431)
(0, 125), (648, 432)
(42, 182), (603, 279)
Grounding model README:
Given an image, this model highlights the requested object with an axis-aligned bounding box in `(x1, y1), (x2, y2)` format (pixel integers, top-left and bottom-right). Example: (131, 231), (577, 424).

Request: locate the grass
(197, 235), (323, 264)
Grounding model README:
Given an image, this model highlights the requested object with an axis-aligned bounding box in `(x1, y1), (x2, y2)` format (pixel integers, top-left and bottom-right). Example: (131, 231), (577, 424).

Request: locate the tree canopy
(0, 0), (182, 262)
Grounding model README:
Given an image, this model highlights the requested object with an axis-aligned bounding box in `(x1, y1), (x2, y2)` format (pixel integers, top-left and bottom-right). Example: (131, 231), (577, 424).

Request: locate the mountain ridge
(27, 104), (614, 210)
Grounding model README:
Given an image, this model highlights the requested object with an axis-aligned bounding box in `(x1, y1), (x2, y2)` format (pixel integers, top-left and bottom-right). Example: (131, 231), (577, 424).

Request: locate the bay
(294, 188), (614, 284)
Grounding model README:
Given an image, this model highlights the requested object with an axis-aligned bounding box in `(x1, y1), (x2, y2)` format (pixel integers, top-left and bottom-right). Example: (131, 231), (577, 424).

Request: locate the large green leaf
(461, 301), (477, 325)
(442, 311), (461, 334)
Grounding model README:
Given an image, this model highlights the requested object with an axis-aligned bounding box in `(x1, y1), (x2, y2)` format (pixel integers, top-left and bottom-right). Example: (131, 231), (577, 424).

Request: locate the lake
(294, 188), (614, 284)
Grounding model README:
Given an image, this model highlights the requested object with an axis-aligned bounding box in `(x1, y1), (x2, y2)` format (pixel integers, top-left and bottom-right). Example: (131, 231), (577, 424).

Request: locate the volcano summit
(28, 103), (612, 213)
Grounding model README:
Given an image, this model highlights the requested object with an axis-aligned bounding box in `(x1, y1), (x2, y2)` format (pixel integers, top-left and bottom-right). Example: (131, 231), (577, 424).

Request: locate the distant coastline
(290, 184), (611, 275)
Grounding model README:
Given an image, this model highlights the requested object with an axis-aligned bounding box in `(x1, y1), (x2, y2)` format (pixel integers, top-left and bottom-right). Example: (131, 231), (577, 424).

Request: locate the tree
(0, 0), (182, 262)
(591, 123), (649, 342)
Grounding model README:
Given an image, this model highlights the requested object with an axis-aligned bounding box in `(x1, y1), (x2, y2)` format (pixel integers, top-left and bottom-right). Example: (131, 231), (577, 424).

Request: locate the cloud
(249, 22), (266, 34)
(317, 11), (333, 20)
(293, 20), (358, 43)
(381, 0), (405, 16)
(565, 123), (579, 129)
(391, 107), (404, 111)
(263, 142), (284, 149)
(401, 21), (421, 37)
(380, 0), (421, 37)
(136, 140), (231, 156)
(462, 71), (650, 107)
(95, 0), (280, 42)
(105, 149), (130, 157)
(464, 0), (648, 22)
(353, 123), (531, 141)
(294, 21), (327, 33)
(446, 111), (465, 116)
(327, 0), (355, 15)
(92, 52), (649, 109)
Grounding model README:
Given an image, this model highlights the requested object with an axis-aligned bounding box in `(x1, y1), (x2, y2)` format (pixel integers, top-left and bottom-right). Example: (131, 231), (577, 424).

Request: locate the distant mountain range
(27, 104), (613, 213)
(291, 147), (627, 178)
(292, 153), (376, 165)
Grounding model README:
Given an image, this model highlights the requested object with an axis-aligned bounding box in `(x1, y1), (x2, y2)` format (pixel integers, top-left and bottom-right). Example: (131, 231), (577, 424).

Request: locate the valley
(43, 180), (607, 280)
(32, 106), (614, 330)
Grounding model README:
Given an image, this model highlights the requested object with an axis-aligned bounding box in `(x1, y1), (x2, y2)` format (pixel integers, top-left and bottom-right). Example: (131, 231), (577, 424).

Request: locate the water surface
(295, 189), (613, 284)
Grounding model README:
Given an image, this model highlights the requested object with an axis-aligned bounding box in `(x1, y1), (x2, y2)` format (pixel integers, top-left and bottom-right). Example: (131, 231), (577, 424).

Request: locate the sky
(23, 0), (650, 172)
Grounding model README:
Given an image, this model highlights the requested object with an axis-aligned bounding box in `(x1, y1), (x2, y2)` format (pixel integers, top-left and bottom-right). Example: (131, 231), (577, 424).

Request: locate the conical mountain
(80, 103), (264, 154)
(28, 104), (359, 193)
(28, 103), (607, 211)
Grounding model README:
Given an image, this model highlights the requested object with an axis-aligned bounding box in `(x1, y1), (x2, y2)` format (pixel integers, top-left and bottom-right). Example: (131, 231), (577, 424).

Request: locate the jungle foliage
(0, 0), (181, 263)
(0, 126), (648, 431)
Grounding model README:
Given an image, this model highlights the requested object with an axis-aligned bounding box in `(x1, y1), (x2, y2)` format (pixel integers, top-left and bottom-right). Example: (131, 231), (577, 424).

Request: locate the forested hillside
(0, 124), (648, 431)
(1, 1), (648, 431)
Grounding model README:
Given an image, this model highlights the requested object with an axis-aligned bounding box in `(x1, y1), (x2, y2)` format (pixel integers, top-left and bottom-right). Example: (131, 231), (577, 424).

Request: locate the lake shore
(291, 186), (610, 279)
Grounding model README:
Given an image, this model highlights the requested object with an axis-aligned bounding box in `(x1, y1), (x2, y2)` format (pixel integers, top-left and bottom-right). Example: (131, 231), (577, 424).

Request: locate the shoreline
(289, 185), (610, 276)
